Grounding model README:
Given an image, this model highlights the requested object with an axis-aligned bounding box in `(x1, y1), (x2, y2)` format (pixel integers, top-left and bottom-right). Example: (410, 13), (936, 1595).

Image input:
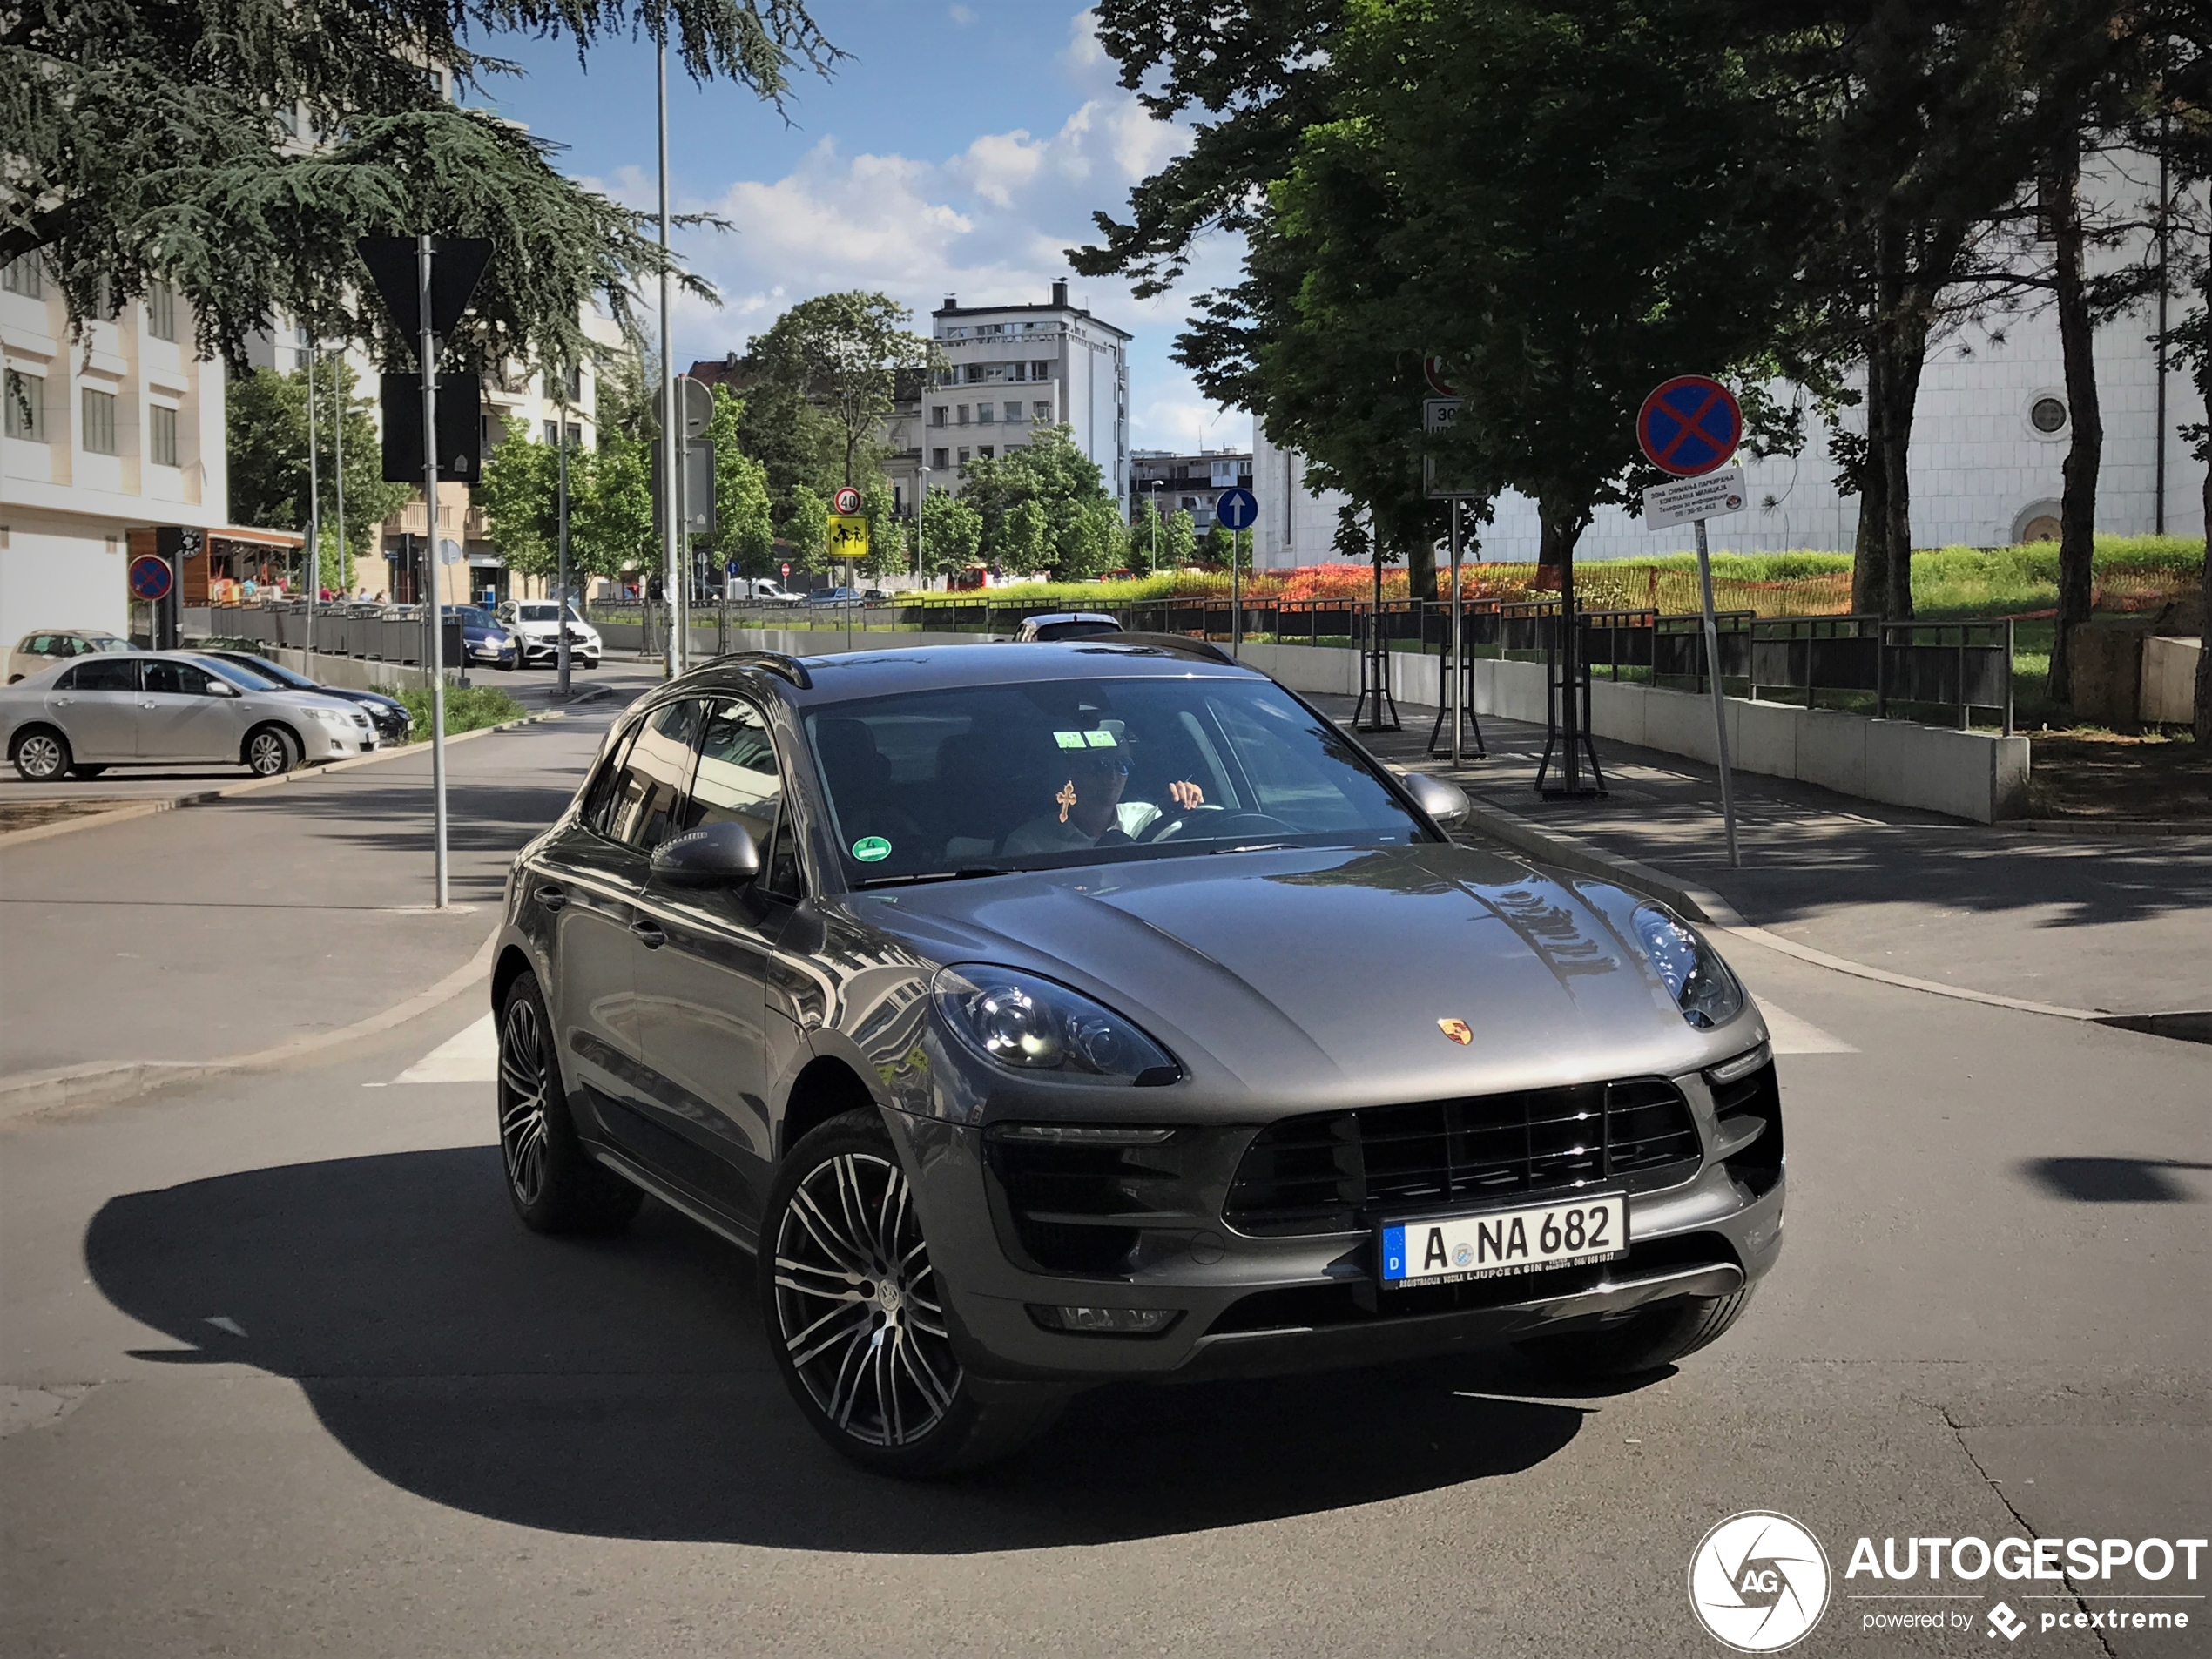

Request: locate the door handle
(536, 882), (569, 912)
(631, 918), (667, 949)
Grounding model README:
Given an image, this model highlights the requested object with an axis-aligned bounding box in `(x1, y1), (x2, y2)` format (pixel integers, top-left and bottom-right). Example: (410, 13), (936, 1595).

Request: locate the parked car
(196, 651), (413, 742)
(442, 606), (519, 670)
(1013, 611), (1123, 642)
(8, 630), (130, 684)
(859, 588), (892, 605)
(496, 600), (603, 668)
(489, 641), (1781, 1476)
(3, 651), (377, 780)
(801, 586), (864, 608)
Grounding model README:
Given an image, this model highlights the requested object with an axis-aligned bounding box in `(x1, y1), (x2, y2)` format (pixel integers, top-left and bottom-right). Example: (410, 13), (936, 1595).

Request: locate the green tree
(784, 484), (831, 571)
(571, 435), (655, 583)
(226, 359), (408, 590)
(1161, 508), (1198, 568)
(5, 3), (837, 368)
(959, 427), (1126, 580)
(743, 292), (936, 487)
(705, 386), (775, 576)
(920, 489), (983, 577)
(1199, 522), (1235, 565)
(475, 418), (559, 578)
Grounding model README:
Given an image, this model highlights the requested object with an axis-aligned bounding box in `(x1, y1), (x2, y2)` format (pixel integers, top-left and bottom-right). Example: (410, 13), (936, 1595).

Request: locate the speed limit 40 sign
(832, 485), (862, 516)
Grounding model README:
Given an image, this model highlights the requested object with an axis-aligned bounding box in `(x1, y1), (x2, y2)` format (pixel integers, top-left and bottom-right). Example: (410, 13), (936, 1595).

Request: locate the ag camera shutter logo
(1688, 1512), (1832, 1651)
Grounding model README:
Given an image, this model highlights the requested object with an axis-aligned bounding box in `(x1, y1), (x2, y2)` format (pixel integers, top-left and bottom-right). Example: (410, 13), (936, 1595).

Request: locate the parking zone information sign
(1642, 467), (1748, 531)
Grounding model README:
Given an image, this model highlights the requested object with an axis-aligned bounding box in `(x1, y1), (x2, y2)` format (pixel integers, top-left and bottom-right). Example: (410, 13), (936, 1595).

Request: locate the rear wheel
(761, 1109), (1062, 1476)
(10, 726), (71, 781)
(1514, 1288), (1753, 1381)
(496, 973), (642, 1233)
(244, 725), (295, 777)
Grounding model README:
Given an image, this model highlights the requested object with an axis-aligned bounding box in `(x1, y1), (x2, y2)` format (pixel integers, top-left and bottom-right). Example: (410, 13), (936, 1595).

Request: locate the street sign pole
(556, 369), (572, 699)
(1231, 525), (1240, 658)
(656, 39), (680, 681)
(418, 233), (449, 909)
(1449, 497), (1462, 769)
(1693, 516), (1740, 867)
(305, 343), (320, 661)
(332, 349), (346, 612)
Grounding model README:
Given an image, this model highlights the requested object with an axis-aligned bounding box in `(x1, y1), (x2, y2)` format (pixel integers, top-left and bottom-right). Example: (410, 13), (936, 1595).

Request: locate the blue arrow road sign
(1215, 487), (1258, 531)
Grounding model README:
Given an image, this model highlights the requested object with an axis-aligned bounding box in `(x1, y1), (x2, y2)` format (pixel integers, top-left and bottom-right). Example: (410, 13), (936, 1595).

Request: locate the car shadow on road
(84, 1147), (1590, 1553)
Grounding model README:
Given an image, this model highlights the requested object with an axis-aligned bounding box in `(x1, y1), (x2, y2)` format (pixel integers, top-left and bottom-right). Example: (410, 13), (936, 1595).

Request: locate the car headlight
(932, 966), (1178, 1085)
(1630, 904), (1744, 1028)
(311, 705), (348, 725)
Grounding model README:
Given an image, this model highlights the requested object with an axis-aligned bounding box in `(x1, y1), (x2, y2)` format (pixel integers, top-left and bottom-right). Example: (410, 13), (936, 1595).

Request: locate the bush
(395, 685), (526, 741)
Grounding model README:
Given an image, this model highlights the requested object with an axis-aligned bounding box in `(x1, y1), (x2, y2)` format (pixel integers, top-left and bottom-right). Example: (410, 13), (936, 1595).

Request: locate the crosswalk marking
(1755, 996), (1855, 1055)
(390, 1013), (498, 1083)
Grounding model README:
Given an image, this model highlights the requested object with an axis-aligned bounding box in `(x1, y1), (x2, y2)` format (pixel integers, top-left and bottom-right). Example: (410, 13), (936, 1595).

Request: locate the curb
(0, 713), (557, 851)
(0, 926), (502, 1124)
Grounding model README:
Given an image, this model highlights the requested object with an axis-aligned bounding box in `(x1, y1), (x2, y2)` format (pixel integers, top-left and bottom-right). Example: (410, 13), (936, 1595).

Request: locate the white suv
(498, 601), (603, 669)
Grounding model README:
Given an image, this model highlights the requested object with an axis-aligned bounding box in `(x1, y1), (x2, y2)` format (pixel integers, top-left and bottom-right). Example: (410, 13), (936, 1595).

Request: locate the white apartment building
(1256, 168), (2209, 568)
(922, 281), (1130, 515)
(2, 255), (230, 647)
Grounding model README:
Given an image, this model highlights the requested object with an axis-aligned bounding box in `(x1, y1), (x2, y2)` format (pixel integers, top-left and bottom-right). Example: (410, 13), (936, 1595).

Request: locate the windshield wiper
(1212, 841), (1297, 854)
(854, 867), (1007, 889)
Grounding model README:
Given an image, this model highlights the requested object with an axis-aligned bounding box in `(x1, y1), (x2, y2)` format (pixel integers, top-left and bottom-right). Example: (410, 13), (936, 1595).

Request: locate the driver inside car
(1002, 726), (1205, 855)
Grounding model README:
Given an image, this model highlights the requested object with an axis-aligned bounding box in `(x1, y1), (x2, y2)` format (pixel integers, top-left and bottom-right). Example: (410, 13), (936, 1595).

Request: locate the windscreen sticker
(1084, 729), (1118, 747)
(1054, 730), (1088, 749)
(851, 835), (892, 862)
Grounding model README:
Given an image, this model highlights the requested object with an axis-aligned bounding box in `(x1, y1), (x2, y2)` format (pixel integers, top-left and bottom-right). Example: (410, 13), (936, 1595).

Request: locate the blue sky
(471, 1), (1251, 455)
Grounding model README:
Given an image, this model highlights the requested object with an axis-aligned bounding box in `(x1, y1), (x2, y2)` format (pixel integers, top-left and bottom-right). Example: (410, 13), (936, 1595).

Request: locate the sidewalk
(1318, 694), (2212, 1016)
(0, 710), (626, 1088)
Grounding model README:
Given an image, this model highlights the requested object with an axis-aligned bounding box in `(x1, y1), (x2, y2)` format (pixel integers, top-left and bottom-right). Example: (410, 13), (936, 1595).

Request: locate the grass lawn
(395, 685), (526, 740)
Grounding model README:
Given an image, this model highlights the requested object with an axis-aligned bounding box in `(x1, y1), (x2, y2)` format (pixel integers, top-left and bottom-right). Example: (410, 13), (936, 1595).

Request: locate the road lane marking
(390, 1014), (498, 1084)
(1755, 996), (1855, 1055)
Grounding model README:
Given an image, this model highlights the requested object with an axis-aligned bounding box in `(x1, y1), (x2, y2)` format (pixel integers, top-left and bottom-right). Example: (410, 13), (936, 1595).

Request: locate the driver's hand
(1168, 779), (1206, 811)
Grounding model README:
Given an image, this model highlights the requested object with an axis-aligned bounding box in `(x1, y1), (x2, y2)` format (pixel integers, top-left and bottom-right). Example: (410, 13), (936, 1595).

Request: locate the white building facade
(2, 256), (229, 646)
(925, 282), (1130, 515)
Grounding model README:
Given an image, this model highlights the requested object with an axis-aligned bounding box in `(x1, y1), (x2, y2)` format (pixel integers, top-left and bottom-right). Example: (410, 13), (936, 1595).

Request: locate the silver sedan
(1, 651), (378, 781)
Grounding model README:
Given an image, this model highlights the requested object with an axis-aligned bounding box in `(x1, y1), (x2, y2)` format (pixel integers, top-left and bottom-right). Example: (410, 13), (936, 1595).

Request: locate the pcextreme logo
(1688, 1512), (1833, 1652)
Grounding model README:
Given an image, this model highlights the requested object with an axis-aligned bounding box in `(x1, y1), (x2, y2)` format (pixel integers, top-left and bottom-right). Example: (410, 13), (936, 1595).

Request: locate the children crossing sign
(827, 514), (869, 558)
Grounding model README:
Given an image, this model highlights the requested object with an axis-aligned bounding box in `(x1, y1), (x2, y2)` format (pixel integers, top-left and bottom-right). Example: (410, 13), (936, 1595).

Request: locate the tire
(761, 1109), (1063, 1476)
(69, 764), (108, 779)
(496, 972), (643, 1234)
(243, 725), (296, 778)
(10, 725), (71, 782)
(1514, 1288), (1755, 1381)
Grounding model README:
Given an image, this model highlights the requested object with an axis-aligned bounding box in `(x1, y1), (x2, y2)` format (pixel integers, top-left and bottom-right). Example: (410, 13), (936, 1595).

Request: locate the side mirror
(1403, 771), (1472, 830)
(650, 820), (761, 889)
(206, 678), (241, 698)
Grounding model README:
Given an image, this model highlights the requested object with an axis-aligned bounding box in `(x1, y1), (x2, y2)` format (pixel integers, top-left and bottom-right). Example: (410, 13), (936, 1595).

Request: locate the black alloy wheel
(496, 972), (642, 1233)
(762, 1110), (1062, 1475)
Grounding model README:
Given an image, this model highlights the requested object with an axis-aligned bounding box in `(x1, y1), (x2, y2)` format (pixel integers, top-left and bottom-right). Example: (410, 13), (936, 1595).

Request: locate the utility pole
(656, 37), (681, 679)
(417, 234), (450, 908)
(304, 340), (320, 658)
(556, 362), (572, 699)
(331, 346), (346, 610)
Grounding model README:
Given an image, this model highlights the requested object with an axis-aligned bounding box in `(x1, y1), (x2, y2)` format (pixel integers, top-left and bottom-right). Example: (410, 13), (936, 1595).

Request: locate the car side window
(601, 699), (705, 853)
(577, 722), (638, 833)
(143, 661), (214, 696)
(69, 658), (140, 692)
(688, 698), (805, 899)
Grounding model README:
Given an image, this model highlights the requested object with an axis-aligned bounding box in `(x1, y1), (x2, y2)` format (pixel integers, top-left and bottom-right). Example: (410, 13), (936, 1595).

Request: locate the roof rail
(710, 651), (813, 690)
(1096, 631), (1238, 665)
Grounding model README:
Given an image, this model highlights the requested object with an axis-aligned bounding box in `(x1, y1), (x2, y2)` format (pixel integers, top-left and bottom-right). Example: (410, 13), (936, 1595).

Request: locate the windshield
(516, 604), (581, 623)
(806, 676), (1428, 886)
(445, 606), (496, 629)
(196, 656), (287, 691)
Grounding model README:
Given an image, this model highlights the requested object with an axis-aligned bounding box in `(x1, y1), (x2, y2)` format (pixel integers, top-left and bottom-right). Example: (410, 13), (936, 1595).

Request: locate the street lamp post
(304, 340), (319, 658)
(555, 365), (572, 700)
(656, 35), (681, 678)
(331, 345), (345, 612)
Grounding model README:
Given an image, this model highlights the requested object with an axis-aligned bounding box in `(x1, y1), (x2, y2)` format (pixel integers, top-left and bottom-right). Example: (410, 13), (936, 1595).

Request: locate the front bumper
(880, 1081), (1784, 1387)
(521, 636), (599, 664)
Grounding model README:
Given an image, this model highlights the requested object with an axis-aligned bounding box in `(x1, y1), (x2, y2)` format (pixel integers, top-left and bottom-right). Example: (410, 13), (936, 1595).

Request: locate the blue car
(442, 606), (518, 670)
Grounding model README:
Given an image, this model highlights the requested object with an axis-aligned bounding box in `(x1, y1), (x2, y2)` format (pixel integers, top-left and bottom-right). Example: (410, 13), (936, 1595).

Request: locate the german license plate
(1379, 1193), (1628, 1287)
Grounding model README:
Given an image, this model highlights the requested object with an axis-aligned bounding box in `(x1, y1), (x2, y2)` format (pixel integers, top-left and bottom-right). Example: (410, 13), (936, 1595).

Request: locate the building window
(82, 388), (118, 454)
(543, 419), (560, 445)
(1004, 401), (1023, 422)
(979, 445), (995, 460)
(146, 281), (177, 341)
(931, 405), (948, 427)
(978, 402), (995, 423)
(1033, 401), (1051, 421)
(2029, 395), (2068, 435)
(3, 370), (44, 440)
(149, 403), (179, 466)
(956, 404), (969, 425)
(1032, 361), (1051, 381)
(931, 448), (949, 469)
(3, 254), (41, 299)
(957, 447), (971, 465)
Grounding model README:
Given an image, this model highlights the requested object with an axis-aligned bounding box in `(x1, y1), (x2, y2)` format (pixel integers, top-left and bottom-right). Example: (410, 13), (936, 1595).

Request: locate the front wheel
(761, 1109), (1062, 1476)
(244, 725), (295, 777)
(1514, 1288), (1754, 1381)
(11, 726), (71, 781)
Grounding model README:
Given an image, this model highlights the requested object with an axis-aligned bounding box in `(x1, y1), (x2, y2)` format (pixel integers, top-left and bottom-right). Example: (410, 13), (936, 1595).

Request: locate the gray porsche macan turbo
(490, 639), (1784, 1474)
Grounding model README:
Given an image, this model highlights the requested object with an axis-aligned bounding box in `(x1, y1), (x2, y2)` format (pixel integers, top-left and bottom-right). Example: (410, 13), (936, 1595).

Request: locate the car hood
(846, 842), (1744, 1109)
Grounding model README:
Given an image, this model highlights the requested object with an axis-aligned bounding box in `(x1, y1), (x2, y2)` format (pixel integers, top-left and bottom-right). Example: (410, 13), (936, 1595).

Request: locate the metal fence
(186, 603), (463, 669)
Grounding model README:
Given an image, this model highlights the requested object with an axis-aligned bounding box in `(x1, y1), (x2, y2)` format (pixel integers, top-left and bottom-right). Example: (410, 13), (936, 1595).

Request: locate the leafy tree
(571, 435), (655, 583)
(1161, 507), (1198, 569)
(960, 427), (1127, 579)
(1200, 523), (1235, 565)
(5, 3), (838, 368)
(742, 292), (935, 488)
(227, 359), (408, 589)
(999, 499), (1050, 575)
(783, 484), (831, 571)
(920, 489), (983, 577)
(858, 475), (906, 579)
(705, 386), (775, 576)
(475, 417), (560, 577)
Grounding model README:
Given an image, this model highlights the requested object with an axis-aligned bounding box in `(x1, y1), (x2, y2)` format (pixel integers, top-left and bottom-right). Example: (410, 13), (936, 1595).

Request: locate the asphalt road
(2, 675), (2206, 1658)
